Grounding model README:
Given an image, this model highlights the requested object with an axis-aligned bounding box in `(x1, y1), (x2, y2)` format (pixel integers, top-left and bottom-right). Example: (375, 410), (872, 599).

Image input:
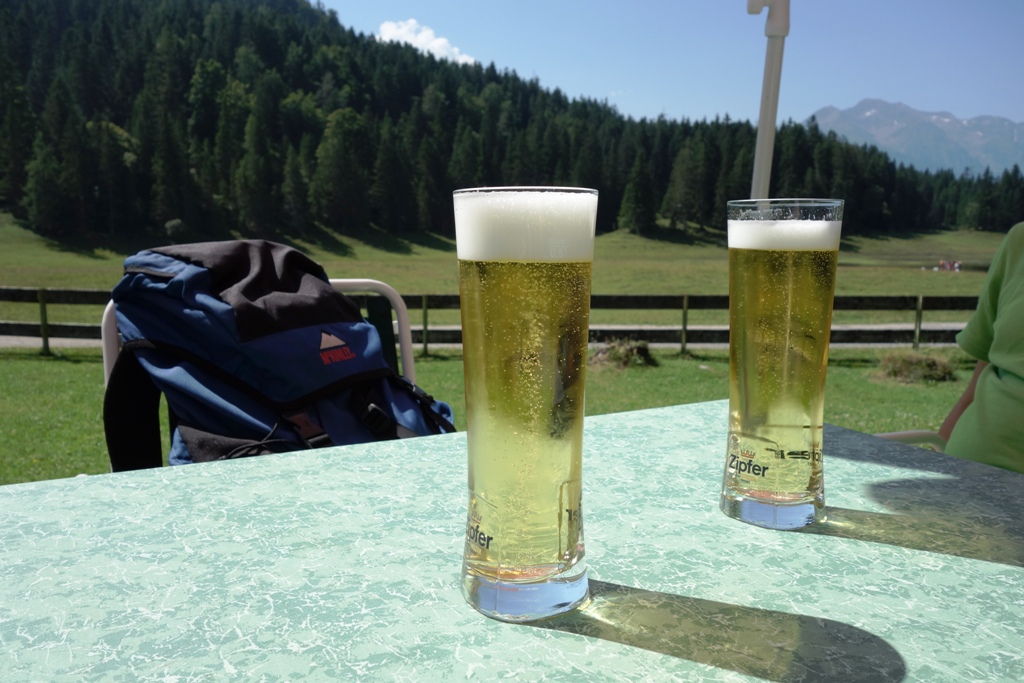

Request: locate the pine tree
(234, 71), (286, 233)
(149, 109), (192, 230)
(370, 118), (416, 233)
(22, 76), (94, 236)
(187, 59), (228, 196)
(281, 144), (310, 234)
(92, 120), (140, 235)
(0, 53), (35, 205)
(697, 131), (720, 227)
(447, 119), (483, 190)
(661, 140), (700, 229)
(995, 165), (1024, 230)
(414, 133), (449, 234)
(618, 148), (656, 235)
(22, 133), (65, 235)
(213, 77), (250, 201)
(309, 107), (371, 231)
(234, 109), (277, 233)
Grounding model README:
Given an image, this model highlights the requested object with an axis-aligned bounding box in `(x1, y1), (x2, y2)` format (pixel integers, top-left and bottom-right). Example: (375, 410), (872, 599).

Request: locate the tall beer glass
(720, 199), (843, 530)
(454, 187), (597, 622)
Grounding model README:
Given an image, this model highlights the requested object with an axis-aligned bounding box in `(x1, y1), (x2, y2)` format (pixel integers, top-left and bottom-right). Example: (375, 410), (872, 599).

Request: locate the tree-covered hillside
(0, 0), (1021, 244)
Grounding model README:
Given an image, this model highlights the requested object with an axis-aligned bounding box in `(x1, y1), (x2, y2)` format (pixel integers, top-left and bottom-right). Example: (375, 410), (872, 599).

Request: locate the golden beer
(454, 187), (597, 622)
(459, 260), (589, 580)
(720, 201), (843, 530)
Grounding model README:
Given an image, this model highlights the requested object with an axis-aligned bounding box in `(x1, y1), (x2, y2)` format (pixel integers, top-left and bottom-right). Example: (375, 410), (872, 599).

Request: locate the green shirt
(946, 222), (1024, 472)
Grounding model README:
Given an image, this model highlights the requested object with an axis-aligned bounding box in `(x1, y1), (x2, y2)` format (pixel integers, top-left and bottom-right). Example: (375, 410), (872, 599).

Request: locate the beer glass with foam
(454, 187), (597, 622)
(720, 199), (844, 530)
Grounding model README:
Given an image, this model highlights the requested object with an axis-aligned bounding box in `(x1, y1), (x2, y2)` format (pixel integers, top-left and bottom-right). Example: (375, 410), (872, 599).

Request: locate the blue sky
(320, 0), (1024, 125)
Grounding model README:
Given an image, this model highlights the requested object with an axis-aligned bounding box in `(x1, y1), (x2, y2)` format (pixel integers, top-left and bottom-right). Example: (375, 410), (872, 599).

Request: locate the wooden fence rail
(397, 293), (978, 352)
(0, 287), (112, 355)
(0, 287), (978, 354)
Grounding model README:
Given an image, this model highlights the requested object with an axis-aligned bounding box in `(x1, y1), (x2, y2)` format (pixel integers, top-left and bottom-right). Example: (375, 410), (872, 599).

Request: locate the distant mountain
(811, 99), (1024, 175)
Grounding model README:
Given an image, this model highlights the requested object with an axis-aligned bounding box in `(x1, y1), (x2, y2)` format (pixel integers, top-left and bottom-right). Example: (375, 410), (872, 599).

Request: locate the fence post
(913, 295), (924, 351)
(680, 294), (689, 355)
(421, 294), (429, 356)
(38, 288), (51, 356)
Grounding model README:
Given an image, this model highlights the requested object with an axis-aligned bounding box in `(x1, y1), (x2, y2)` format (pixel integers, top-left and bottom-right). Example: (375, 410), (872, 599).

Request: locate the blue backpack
(103, 240), (455, 471)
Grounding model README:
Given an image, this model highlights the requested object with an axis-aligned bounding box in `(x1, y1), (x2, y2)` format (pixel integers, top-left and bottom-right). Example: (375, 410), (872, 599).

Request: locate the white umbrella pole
(748, 0), (790, 200)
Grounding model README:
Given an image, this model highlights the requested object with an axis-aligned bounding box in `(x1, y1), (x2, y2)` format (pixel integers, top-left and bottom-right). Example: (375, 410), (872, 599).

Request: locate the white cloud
(377, 19), (476, 65)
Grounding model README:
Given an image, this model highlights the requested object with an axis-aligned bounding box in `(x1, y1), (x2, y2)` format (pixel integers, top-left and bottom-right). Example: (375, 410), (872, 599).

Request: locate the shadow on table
(818, 425), (1024, 567)
(804, 488), (1024, 567)
(536, 579), (905, 682)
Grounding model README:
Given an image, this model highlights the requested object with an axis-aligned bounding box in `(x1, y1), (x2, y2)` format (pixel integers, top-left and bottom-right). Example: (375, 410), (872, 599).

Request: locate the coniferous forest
(1, 0), (1022, 246)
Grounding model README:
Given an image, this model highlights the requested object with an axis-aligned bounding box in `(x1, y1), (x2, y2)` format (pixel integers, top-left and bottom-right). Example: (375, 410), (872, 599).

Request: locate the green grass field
(0, 212), (1004, 484)
(0, 345), (973, 485)
(0, 212), (1006, 327)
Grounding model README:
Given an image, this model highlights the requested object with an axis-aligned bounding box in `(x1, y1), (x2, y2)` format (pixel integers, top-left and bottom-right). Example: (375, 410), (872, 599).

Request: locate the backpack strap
(364, 294), (400, 375)
(281, 410), (334, 449)
(348, 380), (417, 441)
(348, 375), (458, 440)
(103, 349), (164, 472)
(113, 338), (425, 454)
(394, 376), (457, 435)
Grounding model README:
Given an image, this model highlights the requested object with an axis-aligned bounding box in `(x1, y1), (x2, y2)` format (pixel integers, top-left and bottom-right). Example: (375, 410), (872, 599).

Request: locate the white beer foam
(454, 188), (598, 261)
(728, 219), (842, 250)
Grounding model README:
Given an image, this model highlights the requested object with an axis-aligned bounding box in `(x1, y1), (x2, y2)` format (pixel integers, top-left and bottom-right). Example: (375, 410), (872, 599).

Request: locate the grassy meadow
(0, 212), (1006, 327)
(0, 345), (975, 485)
(0, 212), (1006, 484)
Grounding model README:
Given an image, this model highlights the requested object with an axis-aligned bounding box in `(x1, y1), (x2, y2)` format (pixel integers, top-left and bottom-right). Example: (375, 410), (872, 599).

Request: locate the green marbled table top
(1, 400), (1021, 682)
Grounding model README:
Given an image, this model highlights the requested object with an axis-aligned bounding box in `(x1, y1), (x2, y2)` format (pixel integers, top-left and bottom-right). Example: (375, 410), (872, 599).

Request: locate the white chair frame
(330, 278), (416, 383)
(101, 278), (415, 385)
